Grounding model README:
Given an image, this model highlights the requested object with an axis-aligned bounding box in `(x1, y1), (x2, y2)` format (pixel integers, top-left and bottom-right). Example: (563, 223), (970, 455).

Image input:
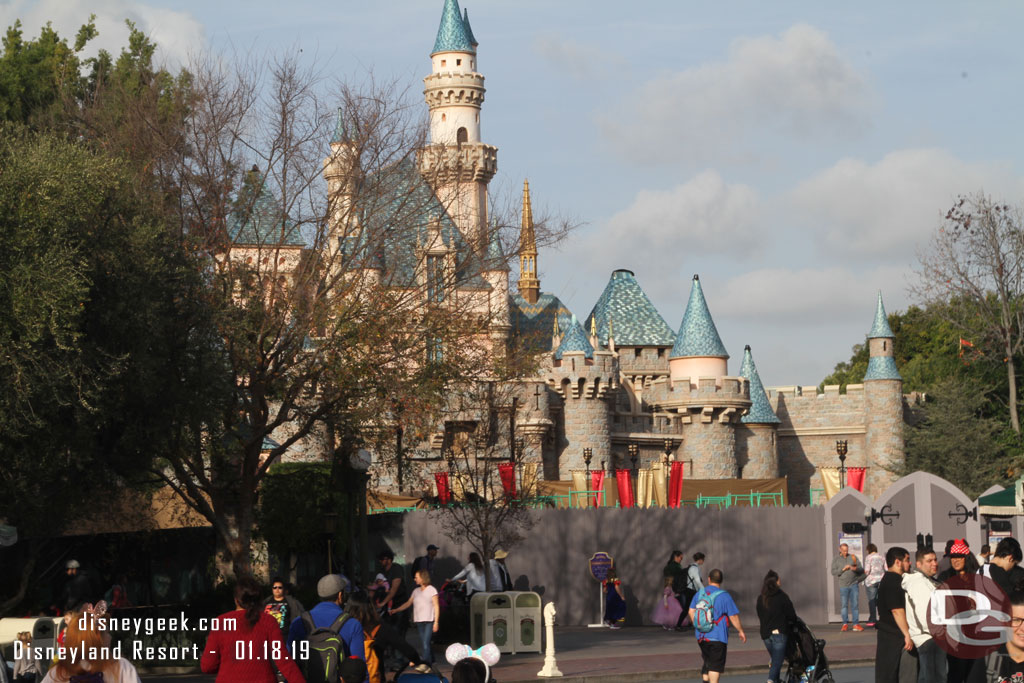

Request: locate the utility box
(469, 592), (513, 652)
(512, 591), (542, 653)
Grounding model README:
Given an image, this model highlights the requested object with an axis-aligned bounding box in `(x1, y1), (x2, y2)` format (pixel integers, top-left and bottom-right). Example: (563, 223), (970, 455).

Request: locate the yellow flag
(570, 470), (590, 508)
(819, 467), (841, 500)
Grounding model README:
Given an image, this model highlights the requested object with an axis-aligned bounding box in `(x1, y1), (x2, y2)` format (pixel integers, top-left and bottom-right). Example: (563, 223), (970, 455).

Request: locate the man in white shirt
(902, 547), (945, 683)
(489, 549), (512, 591)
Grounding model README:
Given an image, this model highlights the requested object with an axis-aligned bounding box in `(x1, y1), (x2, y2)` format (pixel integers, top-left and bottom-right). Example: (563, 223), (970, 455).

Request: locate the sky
(5, 0), (1024, 385)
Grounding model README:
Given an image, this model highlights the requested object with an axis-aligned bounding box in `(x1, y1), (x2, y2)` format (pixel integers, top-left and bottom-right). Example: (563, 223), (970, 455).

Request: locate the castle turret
(669, 275), (729, 386)
(737, 345), (781, 478)
(419, 0), (497, 249)
(650, 275), (749, 478)
(323, 109), (362, 274)
(546, 315), (617, 472)
(518, 179), (540, 304)
(483, 226), (511, 348)
(864, 292), (903, 495)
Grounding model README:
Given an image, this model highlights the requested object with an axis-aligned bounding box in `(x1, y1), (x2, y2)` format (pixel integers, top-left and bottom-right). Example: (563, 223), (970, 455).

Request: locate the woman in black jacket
(755, 570), (797, 683)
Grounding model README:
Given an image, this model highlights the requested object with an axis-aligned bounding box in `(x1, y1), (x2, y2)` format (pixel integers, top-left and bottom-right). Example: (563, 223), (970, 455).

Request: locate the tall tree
(913, 194), (1024, 434)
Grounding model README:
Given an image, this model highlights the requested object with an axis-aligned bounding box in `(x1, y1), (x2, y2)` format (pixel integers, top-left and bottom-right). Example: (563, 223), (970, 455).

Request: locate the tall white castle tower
(418, 0), (497, 250)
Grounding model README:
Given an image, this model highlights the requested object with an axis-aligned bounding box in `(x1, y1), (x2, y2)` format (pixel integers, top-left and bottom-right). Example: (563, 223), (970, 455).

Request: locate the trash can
(469, 592), (513, 652)
(512, 591), (542, 653)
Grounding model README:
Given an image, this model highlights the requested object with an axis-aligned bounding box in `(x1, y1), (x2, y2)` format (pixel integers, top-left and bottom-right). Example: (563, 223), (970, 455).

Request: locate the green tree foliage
(903, 377), (1014, 499)
(257, 463), (348, 559)
(0, 20), (84, 125)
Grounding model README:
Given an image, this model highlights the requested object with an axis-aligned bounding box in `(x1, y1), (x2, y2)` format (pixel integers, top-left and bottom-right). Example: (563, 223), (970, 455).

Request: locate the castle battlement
(767, 383), (864, 400)
(418, 143), (498, 183)
(648, 375), (750, 399)
(424, 72), (486, 107)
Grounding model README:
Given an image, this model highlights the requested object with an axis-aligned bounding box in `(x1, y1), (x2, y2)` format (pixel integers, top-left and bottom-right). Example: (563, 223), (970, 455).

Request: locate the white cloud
(715, 264), (908, 324)
(579, 170), (761, 279)
(533, 34), (625, 80)
(598, 24), (869, 163)
(0, 0), (204, 69)
(788, 148), (1024, 261)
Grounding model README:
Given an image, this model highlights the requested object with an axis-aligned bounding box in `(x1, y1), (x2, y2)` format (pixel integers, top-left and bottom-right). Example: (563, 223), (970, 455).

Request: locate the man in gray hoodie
(831, 543), (865, 631)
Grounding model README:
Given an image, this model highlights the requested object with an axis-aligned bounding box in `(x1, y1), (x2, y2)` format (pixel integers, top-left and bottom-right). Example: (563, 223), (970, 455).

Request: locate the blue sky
(6, 0), (1024, 384)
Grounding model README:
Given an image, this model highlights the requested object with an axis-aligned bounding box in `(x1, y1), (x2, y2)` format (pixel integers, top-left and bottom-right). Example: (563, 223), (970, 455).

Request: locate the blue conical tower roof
(432, 0), (475, 54)
(739, 346), (780, 424)
(868, 291), (895, 339)
(585, 270), (675, 347)
(670, 275), (729, 359)
(331, 107), (347, 144)
(485, 227), (508, 271)
(463, 9), (478, 47)
(554, 314), (594, 359)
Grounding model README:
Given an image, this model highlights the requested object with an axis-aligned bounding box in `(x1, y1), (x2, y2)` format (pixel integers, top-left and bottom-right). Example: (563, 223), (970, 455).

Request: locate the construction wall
(402, 504), (829, 627)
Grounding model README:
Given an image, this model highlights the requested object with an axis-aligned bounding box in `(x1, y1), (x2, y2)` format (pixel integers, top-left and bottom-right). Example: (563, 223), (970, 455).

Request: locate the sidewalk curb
(500, 658), (875, 683)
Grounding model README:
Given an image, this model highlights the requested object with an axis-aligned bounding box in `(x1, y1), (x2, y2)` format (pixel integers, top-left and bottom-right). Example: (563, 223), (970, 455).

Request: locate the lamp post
(628, 443), (639, 471)
(836, 440), (848, 489)
(663, 438), (673, 468)
(583, 447), (593, 473)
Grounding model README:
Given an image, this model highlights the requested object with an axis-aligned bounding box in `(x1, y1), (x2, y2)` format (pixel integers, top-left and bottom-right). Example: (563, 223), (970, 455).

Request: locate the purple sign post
(588, 552), (614, 627)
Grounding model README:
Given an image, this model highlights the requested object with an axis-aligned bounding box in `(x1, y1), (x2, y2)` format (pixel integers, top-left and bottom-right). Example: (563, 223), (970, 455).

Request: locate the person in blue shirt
(688, 568), (746, 683)
(288, 574), (366, 664)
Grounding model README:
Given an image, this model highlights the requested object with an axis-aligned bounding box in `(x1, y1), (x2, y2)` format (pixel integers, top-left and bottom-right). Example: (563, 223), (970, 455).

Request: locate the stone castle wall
(736, 423), (778, 478)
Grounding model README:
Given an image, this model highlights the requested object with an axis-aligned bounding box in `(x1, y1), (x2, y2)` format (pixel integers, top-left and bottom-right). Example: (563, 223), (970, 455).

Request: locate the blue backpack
(693, 587), (724, 634)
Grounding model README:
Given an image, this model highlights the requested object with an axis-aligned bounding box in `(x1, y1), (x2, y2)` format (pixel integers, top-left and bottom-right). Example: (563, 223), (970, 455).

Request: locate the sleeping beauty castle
(258, 0), (908, 504)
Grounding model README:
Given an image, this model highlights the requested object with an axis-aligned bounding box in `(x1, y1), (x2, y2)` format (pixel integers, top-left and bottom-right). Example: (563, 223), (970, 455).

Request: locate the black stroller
(784, 617), (835, 682)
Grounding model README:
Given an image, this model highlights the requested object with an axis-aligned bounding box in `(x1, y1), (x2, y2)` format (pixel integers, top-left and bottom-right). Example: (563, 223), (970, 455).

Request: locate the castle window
(456, 59), (462, 66)
(457, 127), (468, 144)
(441, 113), (446, 122)
(441, 59), (446, 67)
(634, 348), (642, 358)
(883, 341), (887, 351)
(279, 257), (286, 265)
(471, 60), (474, 69)
(427, 254), (445, 303)
(657, 348), (665, 358)
(427, 337), (443, 363)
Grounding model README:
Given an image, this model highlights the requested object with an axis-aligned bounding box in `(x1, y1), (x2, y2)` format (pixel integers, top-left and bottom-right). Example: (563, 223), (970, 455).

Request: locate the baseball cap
(66, 559), (81, 569)
(427, 544), (439, 551)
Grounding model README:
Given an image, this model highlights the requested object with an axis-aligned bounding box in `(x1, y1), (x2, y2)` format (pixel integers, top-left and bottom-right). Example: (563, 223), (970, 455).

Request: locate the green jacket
(663, 559), (686, 593)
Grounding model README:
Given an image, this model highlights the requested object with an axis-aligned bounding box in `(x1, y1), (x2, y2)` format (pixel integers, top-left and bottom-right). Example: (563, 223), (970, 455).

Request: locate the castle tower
(322, 109), (363, 274)
(546, 315), (617, 472)
(651, 275), (749, 478)
(518, 179), (540, 304)
(483, 225), (511, 347)
(736, 345), (781, 478)
(863, 292), (904, 495)
(419, 0), (497, 249)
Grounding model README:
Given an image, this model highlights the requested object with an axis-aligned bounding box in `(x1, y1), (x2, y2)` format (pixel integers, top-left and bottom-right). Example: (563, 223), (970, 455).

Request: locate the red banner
(590, 470), (606, 507)
(435, 472), (451, 504)
(668, 461), (685, 508)
(847, 467), (866, 493)
(615, 469), (634, 508)
(498, 462), (517, 497)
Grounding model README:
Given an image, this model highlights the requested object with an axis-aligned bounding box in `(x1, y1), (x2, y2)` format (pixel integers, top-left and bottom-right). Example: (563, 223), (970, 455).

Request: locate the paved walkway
(140, 624), (877, 682)
(485, 624), (876, 683)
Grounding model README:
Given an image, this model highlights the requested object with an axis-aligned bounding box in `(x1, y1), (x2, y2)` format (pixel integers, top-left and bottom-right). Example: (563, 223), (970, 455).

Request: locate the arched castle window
(457, 127), (468, 144)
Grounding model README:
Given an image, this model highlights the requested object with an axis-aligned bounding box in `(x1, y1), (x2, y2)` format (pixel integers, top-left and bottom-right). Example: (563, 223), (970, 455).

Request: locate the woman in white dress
(451, 552), (487, 596)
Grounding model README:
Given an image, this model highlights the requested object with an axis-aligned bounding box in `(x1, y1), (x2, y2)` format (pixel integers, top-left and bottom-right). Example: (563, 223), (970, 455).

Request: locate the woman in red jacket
(201, 577), (305, 683)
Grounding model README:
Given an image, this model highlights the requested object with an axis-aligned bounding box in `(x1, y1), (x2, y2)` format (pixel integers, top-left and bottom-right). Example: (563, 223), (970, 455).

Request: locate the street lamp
(583, 447), (593, 473)
(663, 438), (673, 468)
(628, 443), (639, 471)
(836, 440), (848, 489)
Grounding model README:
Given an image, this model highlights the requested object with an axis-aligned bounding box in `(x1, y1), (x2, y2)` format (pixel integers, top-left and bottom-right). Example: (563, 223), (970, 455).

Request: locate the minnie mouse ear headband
(80, 601), (108, 618)
(446, 642), (500, 678)
(950, 539), (971, 557)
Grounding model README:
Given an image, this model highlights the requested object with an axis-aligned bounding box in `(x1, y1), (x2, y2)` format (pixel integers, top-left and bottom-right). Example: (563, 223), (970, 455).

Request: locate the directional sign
(589, 552), (614, 582)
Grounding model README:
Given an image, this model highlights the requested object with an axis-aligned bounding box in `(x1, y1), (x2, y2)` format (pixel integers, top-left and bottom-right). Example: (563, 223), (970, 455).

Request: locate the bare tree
(913, 193), (1024, 434)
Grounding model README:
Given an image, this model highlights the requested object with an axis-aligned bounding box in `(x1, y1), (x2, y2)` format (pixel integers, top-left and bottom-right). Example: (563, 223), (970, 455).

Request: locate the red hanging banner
(435, 472), (451, 504)
(615, 469), (635, 508)
(847, 467), (866, 493)
(668, 461), (685, 508)
(590, 470), (606, 507)
(498, 462), (517, 498)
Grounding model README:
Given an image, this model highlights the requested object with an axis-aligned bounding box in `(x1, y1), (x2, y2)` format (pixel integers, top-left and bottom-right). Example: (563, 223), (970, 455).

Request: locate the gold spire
(553, 315), (560, 337)
(590, 315), (597, 337)
(608, 319), (614, 341)
(518, 178), (540, 304)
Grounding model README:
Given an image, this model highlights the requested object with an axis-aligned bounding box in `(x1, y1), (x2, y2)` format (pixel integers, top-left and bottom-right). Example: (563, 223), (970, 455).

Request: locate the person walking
(875, 546), (912, 683)
(864, 543), (886, 627)
(412, 544), (439, 576)
(377, 550), (409, 631)
(201, 577), (306, 683)
(688, 568), (746, 683)
(988, 537), (1024, 595)
(938, 539), (985, 683)
(903, 546), (946, 683)
(755, 570), (796, 683)
(287, 574), (366, 667)
(663, 550), (688, 630)
(651, 576), (683, 630)
(451, 552), (487, 596)
(263, 577), (305, 642)
(390, 569), (439, 667)
(488, 550), (513, 591)
(686, 553), (706, 606)
(831, 543), (865, 631)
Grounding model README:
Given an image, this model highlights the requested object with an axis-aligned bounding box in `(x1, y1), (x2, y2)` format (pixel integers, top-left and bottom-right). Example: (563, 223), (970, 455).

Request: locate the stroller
(784, 617), (835, 682)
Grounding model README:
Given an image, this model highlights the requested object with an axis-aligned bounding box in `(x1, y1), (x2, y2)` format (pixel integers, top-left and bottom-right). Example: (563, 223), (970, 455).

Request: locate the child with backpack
(390, 569), (439, 669)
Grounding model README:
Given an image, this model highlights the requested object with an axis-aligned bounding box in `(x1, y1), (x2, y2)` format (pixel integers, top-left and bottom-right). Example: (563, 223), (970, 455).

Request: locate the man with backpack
(288, 574), (366, 683)
(688, 568), (746, 683)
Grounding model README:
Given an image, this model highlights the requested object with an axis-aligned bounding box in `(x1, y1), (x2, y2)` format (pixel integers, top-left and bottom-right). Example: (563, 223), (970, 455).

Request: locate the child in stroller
(784, 617), (834, 682)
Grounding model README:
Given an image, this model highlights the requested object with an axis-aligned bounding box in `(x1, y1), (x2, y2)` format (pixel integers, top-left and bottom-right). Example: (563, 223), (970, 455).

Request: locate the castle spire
(518, 179), (540, 304)
(463, 8), (478, 47)
(864, 291), (901, 380)
(670, 275), (728, 360)
(739, 346), (780, 424)
(432, 0), (475, 55)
